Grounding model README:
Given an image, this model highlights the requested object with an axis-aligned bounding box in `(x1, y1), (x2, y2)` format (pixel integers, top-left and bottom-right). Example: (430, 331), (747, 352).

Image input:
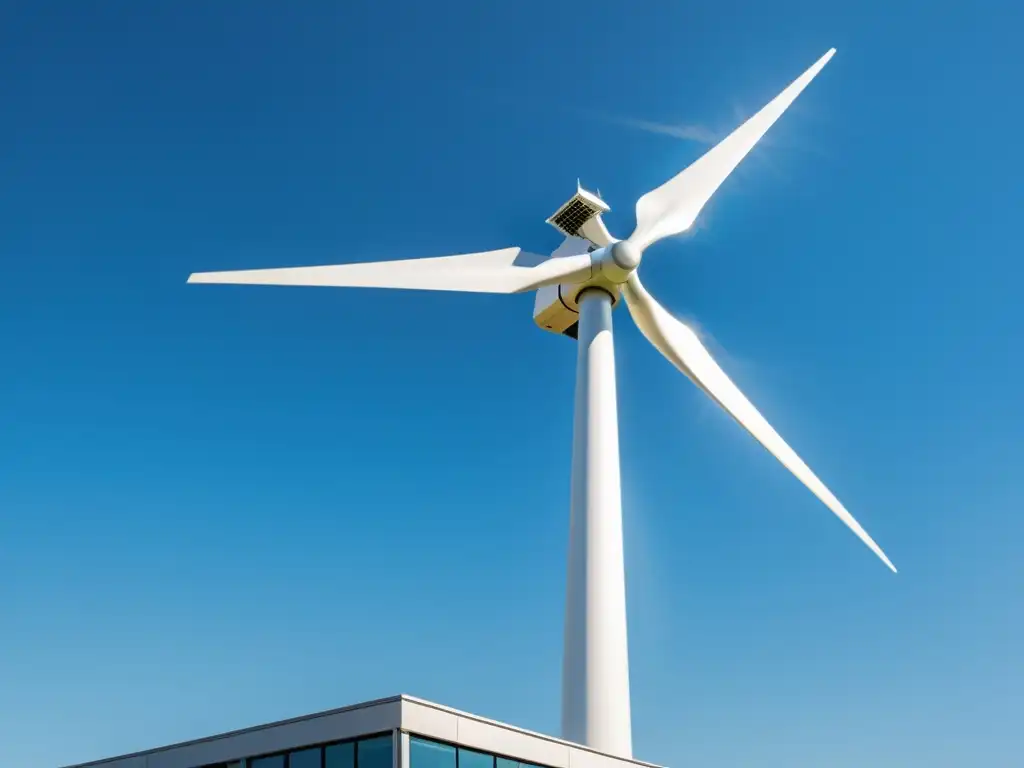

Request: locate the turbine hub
(594, 241), (642, 284)
(610, 240), (642, 272)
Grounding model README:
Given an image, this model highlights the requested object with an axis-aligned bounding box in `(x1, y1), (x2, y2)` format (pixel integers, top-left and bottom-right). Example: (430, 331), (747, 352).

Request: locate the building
(62, 695), (661, 768)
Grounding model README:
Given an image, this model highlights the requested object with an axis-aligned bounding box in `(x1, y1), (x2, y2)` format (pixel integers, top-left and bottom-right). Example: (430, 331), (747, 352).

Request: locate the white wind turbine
(189, 48), (895, 761)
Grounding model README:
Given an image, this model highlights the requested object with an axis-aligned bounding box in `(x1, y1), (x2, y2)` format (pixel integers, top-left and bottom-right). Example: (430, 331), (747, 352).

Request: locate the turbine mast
(561, 288), (633, 759)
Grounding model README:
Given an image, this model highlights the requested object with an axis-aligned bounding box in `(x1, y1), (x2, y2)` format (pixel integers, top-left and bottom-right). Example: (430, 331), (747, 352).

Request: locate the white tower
(562, 287), (632, 757)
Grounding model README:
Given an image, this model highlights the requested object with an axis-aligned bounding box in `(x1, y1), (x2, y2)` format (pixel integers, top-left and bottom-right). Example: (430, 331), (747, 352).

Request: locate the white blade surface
(621, 273), (896, 572)
(629, 49), (836, 251)
(188, 248), (594, 295)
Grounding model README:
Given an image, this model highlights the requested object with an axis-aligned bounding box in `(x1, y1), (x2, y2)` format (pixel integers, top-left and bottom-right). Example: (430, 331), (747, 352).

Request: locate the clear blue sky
(2, 2), (1022, 767)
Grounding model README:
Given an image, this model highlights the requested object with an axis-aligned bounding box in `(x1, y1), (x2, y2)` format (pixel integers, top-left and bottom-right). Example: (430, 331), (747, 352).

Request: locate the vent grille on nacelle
(551, 198), (597, 237)
(545, 187), (609, 239)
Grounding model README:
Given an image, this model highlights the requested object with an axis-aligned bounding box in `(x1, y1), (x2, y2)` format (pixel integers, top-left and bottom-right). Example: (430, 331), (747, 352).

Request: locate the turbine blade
(188, 248), (594, 295)
(621, 273), (896, 572)
(628, 49), (835, 251)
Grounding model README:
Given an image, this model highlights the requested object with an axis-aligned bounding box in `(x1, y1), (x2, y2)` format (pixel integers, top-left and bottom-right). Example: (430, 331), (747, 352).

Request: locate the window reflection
(326, 741), (355, 768)
(459, 749), (494, 768)
(498, 759), (541, 768)
(250, 757), (285, 768)
(358, 735), (393, 768)
(290, 747), (321, 768)
(410, 737), (456, 768)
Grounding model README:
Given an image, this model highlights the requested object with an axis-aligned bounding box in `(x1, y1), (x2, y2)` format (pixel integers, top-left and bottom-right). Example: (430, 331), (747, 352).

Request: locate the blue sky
(2, 1), (1022, 767)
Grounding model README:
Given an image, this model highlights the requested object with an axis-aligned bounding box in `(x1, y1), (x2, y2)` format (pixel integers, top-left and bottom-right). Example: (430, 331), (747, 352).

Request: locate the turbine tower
(188, 48), (895, 761)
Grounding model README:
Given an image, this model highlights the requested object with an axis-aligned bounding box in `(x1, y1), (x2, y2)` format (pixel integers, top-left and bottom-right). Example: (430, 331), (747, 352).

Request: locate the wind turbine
(188, 48), (895, 761)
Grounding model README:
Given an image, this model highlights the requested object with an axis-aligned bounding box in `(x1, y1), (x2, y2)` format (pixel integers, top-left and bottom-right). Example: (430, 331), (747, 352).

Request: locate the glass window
(250, 757), (285, 768)
(458, 749), (493, 768)
(410, 737), (456, 768)
(358, 735), (393, 768)
(326, 742), (355, 768)
(290, 748), (322, 768)
(496, 759), (519, 768)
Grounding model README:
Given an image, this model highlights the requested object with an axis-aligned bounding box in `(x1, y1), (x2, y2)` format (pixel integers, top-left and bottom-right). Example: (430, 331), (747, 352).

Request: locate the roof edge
(61, 694), (404, 768)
